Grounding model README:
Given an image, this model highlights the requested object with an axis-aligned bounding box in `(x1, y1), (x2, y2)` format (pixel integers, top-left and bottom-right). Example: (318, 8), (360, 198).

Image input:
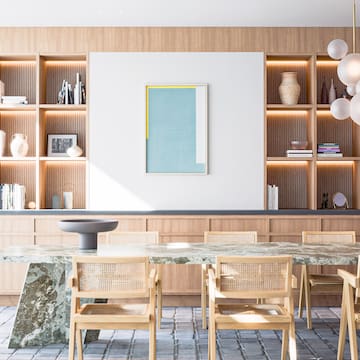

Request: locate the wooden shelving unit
(0, 53), (87, 209)
(266, 54), (360, 209)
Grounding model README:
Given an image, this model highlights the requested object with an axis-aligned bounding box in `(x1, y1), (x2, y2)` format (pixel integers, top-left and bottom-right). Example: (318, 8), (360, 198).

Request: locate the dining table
(2, 240), (360, 348)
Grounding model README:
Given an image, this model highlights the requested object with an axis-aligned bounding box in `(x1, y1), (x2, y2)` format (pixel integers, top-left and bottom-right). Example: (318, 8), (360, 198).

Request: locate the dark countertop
(1, 209), (360, 216)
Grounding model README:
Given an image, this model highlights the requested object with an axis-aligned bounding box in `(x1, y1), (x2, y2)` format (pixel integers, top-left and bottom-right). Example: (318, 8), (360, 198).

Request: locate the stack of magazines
(317, 143), (343, 157)
(1, 96), (27, 105)
(286, 149), (313, 157)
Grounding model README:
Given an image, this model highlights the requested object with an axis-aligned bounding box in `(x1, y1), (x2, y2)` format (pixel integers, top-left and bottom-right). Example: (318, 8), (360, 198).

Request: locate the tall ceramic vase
(10, 133), (29, 157)
(0, 130), (6, 157)
(279, 72), (301, 105)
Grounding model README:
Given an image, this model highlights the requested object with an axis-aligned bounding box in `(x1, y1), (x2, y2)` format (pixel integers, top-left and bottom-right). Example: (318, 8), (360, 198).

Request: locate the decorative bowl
(290, 140), (308, 150)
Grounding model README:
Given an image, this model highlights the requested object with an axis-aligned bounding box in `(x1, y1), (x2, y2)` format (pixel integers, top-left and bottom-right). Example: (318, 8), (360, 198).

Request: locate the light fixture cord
(353, 0), (357, 52)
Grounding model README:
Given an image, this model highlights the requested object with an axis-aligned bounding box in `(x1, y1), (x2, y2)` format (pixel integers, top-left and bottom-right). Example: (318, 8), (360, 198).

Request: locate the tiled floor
(0, 306), (356, 359)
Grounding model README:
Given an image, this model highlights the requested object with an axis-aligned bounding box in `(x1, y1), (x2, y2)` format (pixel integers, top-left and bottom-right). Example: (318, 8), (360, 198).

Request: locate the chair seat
(215, 304), (291, 325)
(75, 303), (151, 323)
(308, 274), (343, 287)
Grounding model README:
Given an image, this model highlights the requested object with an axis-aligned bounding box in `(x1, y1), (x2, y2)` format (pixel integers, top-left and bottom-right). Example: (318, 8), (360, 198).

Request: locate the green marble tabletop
(1, 241), (360, 265)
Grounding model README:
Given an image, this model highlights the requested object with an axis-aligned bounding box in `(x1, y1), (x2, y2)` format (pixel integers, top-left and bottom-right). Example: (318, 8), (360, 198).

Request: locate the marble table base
(9, 263), (68, 348)
(8, 262), (101, 348)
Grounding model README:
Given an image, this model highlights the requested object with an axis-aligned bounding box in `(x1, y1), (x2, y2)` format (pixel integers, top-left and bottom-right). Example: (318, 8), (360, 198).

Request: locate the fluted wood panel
(267, 111), (310, 156)
(40, 110), (86, 156)
(0, 61), (36, 104)
(0, 112), (36, 156)
(267, 163), (309, 209)
(317, 164), (352, 208)
(43, 161), (85, 209)
(267, 58), (311, 104)
(316, 113), (352, 156)
(0, 162), (36, 206)
(316, 59), (345, 104)
(41, 60), (86, 104)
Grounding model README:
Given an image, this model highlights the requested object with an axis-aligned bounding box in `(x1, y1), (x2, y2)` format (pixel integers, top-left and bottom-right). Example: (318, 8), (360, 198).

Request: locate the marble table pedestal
(9, 262), (69, 348)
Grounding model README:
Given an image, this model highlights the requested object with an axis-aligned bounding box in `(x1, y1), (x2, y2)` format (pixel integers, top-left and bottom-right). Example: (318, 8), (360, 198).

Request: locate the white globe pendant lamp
(328, 0), (360, 123)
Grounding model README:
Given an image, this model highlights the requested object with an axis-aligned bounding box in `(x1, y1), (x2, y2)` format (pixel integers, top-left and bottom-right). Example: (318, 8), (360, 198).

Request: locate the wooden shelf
(267, 104), (313, 110)
(0, 53), (88, 210)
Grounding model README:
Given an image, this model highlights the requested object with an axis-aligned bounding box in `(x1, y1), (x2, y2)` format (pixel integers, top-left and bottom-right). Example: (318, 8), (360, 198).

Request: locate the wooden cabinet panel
(210, 217), (267, 233)
(321, 217), (360, 233)
(269, 218), (319, 233)
(269, 235), (301, 243)
(147, 217), (209, 235)
(0, 235), (33, 294)
(35, 234), (78, 246)
(161, 264), (201, 295)
(0, 216), (34, 233)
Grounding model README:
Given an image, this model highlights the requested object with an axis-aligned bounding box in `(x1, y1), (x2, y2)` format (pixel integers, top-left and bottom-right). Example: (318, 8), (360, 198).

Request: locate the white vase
(0, 130), (6, 157)
(10, 133), (29, 157)
(279, 72), (301, 105)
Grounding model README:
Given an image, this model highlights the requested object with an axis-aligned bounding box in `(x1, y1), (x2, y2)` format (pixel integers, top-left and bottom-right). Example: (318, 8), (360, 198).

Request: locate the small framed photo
(47, 134), (77, 157)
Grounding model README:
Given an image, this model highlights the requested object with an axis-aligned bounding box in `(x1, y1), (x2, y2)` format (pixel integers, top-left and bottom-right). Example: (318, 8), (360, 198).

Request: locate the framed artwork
(47, 134), (77, 157)
(145, 84), (208, 174)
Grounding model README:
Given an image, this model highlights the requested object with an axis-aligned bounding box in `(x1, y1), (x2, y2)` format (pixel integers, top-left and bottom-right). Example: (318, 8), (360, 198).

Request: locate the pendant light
(328, 0), (360, 124)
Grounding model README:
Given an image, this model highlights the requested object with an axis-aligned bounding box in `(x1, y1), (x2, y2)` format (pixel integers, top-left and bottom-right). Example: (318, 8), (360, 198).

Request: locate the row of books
(57, 73), (86, 105)
(0, 184), (26, 210)
(1, 96), (28, 105)
(267, 184), (278, 210)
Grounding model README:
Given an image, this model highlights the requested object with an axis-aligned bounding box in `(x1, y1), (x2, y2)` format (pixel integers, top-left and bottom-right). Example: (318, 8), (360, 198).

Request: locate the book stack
(317, 143), (343, 157)
(286, 149), (313, 157)
(267, 184), (279, 210)
(0, 184), (26, 210)
(1, 96), (27, 105)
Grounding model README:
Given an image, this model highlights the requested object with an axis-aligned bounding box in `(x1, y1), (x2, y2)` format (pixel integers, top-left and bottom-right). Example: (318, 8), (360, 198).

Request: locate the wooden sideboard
(1, 211), (359, 305)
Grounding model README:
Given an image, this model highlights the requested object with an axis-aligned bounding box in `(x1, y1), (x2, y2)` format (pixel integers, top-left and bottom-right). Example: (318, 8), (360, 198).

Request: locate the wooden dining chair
(298, 230), (356, 329)
(106, 231), (162, 328)
(337, 255), (360, 360)
(68, 256), (156, 360)
(201, 231), (257, 328)
(208, 255), (296, 360)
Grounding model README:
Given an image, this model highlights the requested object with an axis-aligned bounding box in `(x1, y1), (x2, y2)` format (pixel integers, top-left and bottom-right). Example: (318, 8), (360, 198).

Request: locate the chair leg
(303, 268), (312, 329)
(68, 320), (76, 360)
(337, 285), (348, 360)
(157, 280), (162, 329)
(288, 319), (297, 360)
(346, 284), (359, 360)
(149, 315), (156, 360)
(75, 327), (83, 360)
(208, 319), (216, 360)
(201, 266), (207, 329)
(281, 329), (288, 360)
(298, 266), (305, 318)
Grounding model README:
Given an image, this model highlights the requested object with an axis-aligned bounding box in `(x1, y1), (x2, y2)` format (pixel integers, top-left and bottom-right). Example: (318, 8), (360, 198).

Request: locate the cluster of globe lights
(328, 38), (360, 124)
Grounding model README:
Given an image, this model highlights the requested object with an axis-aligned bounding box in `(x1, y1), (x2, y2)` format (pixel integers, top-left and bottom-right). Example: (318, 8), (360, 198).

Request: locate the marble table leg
(9, 262), (69, 348)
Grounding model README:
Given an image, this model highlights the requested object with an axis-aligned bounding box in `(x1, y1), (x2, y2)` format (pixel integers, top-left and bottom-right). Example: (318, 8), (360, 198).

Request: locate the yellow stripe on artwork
(146, 86), (149, 139)
(147, 85), (196, 89)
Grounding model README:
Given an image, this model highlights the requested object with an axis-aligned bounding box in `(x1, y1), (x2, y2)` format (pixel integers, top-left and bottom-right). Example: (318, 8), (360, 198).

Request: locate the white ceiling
(0, 0), (356, 27)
